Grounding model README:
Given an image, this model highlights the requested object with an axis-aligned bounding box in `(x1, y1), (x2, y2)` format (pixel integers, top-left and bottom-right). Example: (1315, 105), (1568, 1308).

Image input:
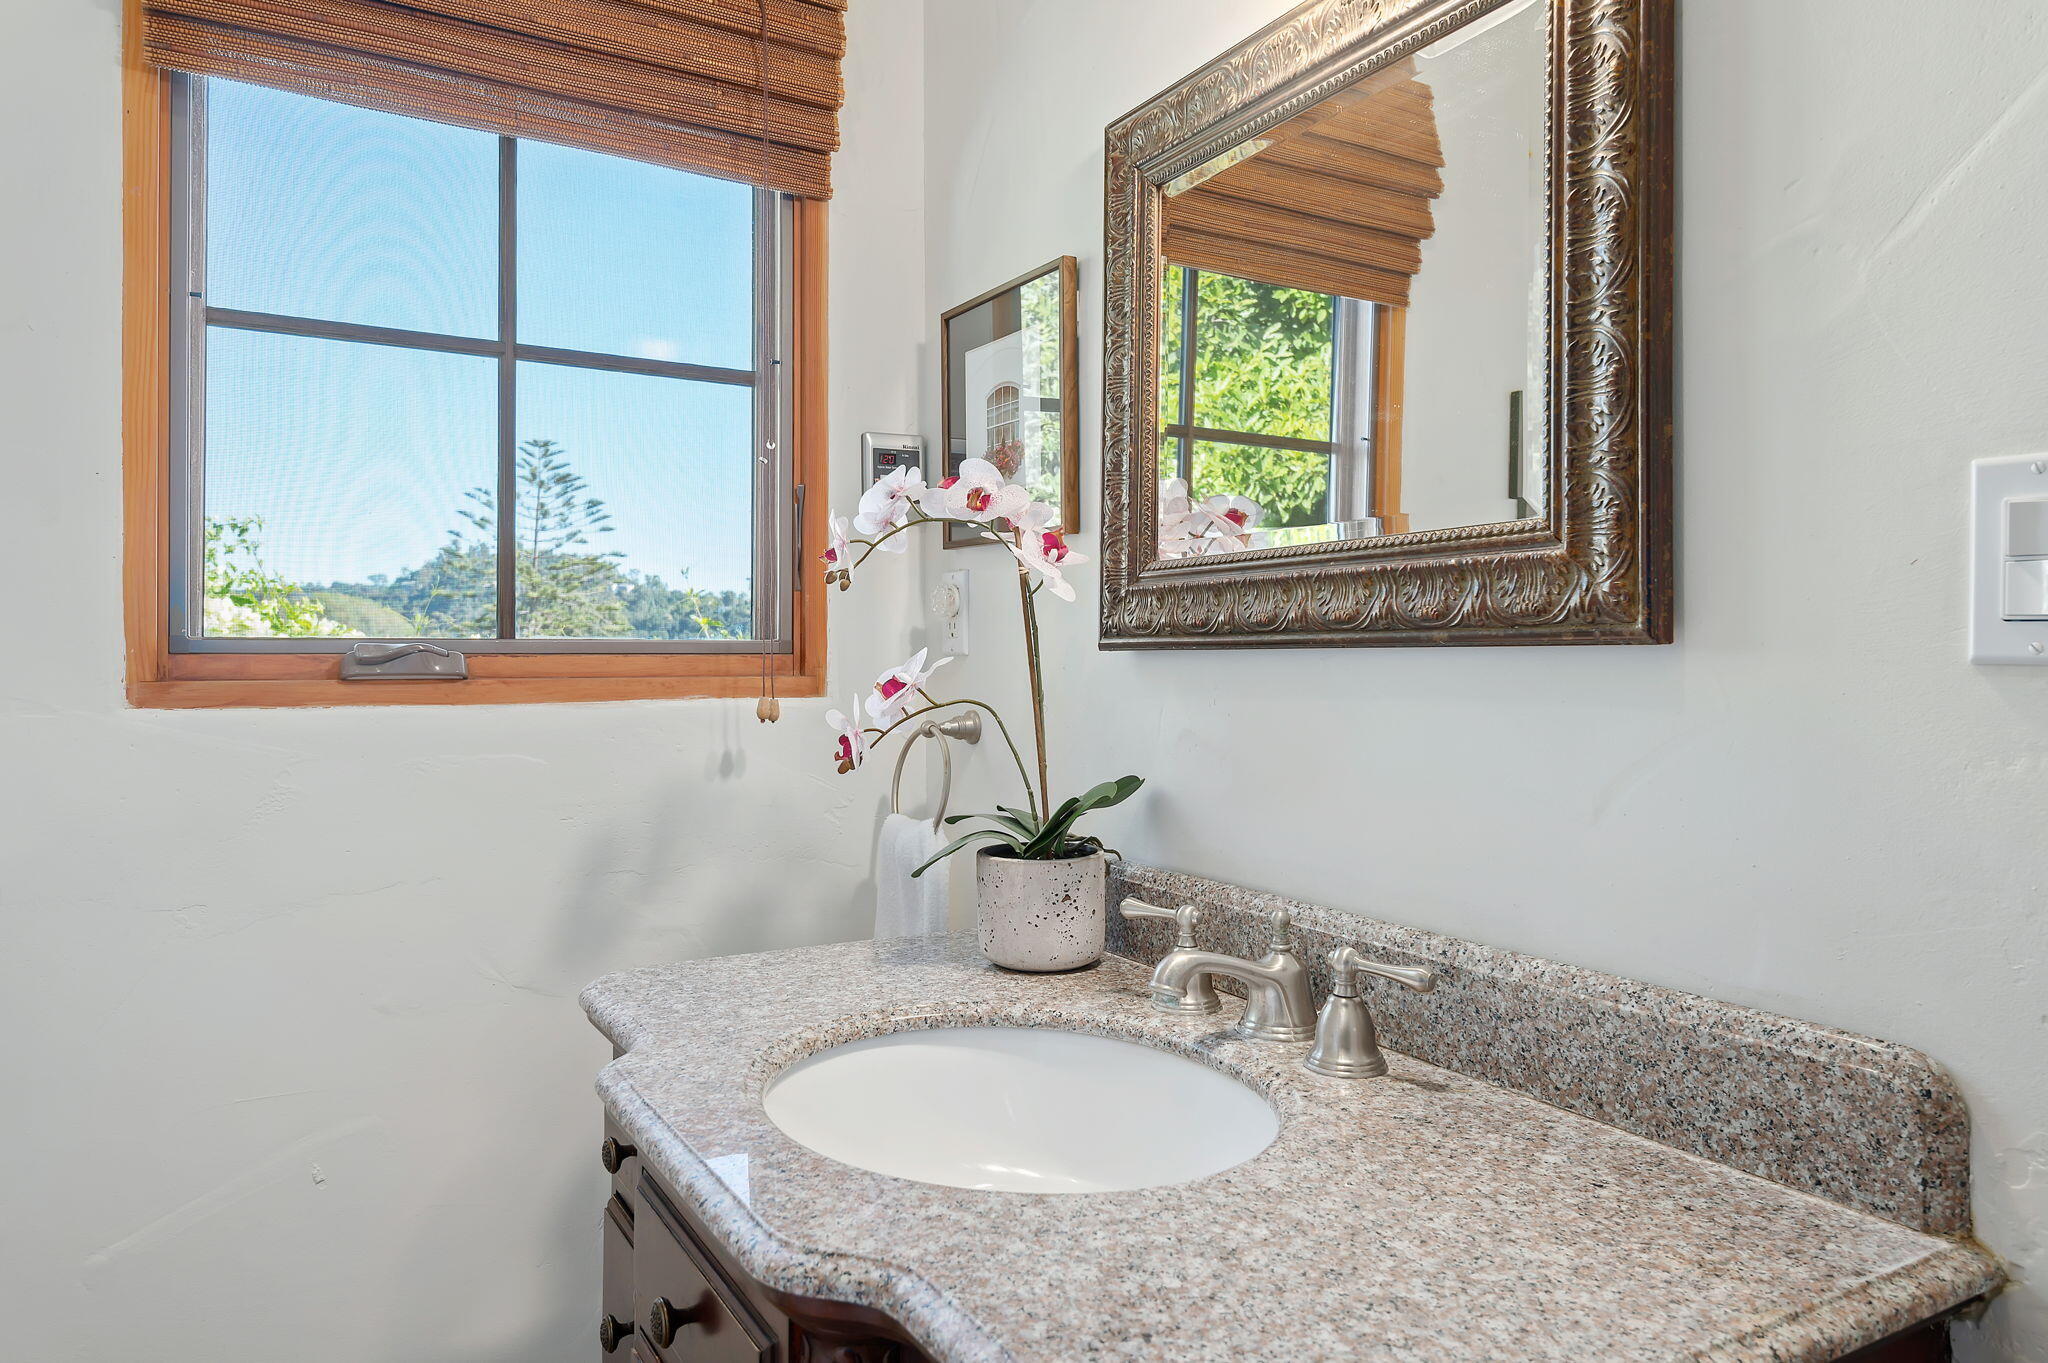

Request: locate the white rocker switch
(2007, 496), (2048, 557)
(2007, 559), (2048, 621)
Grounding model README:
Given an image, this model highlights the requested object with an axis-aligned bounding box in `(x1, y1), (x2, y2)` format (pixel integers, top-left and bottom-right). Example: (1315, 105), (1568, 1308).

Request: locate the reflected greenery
(1162, 267), (1336, 527)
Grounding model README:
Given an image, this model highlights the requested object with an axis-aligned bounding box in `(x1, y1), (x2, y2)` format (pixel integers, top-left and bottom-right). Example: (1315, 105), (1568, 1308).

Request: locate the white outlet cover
(1969, 453), (2048, 664)
(932, 570), (970, 656)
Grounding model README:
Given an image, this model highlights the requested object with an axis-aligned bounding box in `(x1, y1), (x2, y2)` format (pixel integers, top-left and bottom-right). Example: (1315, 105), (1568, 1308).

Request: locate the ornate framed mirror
(1098, 0), (1673, 647)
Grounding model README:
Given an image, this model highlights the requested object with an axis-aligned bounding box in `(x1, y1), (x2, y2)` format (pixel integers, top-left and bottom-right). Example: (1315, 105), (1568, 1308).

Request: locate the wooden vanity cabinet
(599, 1119), (934, 1363)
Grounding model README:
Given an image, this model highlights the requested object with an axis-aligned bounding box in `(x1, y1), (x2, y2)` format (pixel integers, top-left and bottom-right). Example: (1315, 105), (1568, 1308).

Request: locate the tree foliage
(306, 439), (752, 640)
(202, 515), (356, 637)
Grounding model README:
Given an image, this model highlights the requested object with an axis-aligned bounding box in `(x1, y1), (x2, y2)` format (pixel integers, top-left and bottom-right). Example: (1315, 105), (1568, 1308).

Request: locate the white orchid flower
(820, 513), (851, 567)
(825, 700), (867, 774)
(1194, 492), (1264, 553)
(853, 466), (927, 548)
(865, 647), (951, 724)
(918, 457), (1032, 526)
(1008, 502), (1088, 602)
(1156, 477), (1208, 559)
(819, 513), (853, 585)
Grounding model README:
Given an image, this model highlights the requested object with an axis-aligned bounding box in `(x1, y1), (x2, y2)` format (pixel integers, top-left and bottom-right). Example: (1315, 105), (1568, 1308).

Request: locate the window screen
(177, 77), (787, 651)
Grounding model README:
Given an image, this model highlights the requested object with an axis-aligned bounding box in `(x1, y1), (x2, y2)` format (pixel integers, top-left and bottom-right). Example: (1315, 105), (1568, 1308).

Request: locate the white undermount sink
(761, 1026), (1278, 1194)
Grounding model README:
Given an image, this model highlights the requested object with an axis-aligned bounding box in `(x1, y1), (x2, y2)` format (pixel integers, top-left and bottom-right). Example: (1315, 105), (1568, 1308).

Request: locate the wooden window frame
(121, 13), (827, 708)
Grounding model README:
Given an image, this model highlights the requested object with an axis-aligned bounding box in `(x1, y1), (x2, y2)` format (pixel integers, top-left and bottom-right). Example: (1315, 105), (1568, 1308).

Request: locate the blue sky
(201, 79), (759, 600)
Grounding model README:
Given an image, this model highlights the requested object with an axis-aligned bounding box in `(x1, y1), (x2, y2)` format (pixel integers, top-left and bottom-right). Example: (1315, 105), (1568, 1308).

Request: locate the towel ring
(889, 712), (983, 833)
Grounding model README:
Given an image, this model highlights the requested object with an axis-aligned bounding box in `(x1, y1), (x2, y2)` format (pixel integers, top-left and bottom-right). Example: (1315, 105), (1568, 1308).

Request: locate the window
(983, 382), (1022, 475)
(186, 75), (784, 650)
(126, 69), (829, 707)
(1161, 264), (1406, 534)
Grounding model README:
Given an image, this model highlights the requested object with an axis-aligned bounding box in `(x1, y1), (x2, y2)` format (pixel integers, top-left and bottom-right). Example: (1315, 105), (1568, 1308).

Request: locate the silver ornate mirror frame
(1099, 0), (1674, 648)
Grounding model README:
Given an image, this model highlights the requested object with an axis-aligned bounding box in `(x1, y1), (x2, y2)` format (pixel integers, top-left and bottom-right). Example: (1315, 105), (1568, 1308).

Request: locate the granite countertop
(582, 933), (2001, 1363)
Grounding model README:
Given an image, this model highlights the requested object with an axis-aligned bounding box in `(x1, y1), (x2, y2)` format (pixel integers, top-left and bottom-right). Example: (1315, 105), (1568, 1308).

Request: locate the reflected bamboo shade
(140, 0), (848, 197)
(1161, 61), (1444, 306)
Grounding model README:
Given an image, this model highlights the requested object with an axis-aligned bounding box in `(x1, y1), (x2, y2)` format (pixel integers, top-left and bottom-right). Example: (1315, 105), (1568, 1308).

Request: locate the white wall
(921, 3), (2048, 1359)
(0, 1), (924, 1359)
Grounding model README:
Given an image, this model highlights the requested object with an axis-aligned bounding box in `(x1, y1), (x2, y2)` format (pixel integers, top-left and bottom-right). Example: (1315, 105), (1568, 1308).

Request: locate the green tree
(307, 439), (755, 641)
(1163, 268), (1336, 526)
(452, 438), (631, 637)
(202, 516), (356, 637)
(621, 571), (751, 639)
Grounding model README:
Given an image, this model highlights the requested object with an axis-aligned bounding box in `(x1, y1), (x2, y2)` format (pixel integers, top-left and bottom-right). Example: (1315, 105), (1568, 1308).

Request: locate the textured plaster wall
(921, 3), (2048, 1359)
(0, 1), (926, 1358)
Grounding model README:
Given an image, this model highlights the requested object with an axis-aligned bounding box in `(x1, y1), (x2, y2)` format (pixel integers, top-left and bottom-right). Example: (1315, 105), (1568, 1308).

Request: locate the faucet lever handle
(1305, 947), (1437, 1080)
(1328, 945), (1437, 997)
(1119, 898), (1201, 948)
(1264, 906), (1296, 952)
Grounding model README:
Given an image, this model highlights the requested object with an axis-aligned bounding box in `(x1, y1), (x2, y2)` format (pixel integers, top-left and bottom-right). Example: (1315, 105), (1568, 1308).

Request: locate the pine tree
(452, 439), (631, 637)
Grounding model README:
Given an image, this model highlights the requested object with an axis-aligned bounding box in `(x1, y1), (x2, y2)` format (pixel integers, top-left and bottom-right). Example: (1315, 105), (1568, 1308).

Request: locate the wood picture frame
(939, 256), (1082, 550)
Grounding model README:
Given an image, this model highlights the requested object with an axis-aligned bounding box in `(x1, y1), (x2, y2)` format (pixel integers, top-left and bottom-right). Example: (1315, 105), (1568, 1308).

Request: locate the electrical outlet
(931, 570), (969, 656)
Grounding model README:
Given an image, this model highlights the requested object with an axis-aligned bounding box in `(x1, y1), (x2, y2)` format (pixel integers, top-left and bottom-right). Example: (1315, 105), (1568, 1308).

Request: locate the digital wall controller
(861, 432), (929, 486)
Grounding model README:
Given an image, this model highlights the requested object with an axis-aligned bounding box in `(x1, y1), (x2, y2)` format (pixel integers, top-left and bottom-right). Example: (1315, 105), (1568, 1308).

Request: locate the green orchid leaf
(944, 810), (1037, 838)
(1021, 796), (1085, 858)
(978, 811), (1041, 839)
(910, 828), (1021, 878)
(1075, 775), (1145, 813)
(996, 804), (1045, 833)
(998, 776), (1145, 860)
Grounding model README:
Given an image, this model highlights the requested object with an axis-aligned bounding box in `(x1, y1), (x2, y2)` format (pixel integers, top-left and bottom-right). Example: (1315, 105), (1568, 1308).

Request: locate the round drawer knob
(646, 1296), (697, 1348)
(600, 1137), (636, 1174)
(598, 1314), (632, 1353)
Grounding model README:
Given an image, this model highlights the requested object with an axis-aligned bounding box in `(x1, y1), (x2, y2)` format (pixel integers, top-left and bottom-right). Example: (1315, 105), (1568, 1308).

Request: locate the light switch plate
(1970, 453), (2048, 663)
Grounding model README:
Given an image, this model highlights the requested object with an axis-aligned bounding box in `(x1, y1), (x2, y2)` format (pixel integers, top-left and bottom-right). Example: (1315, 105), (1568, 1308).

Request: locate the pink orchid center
(965, 486), (993, 512)
(835, 735), (854, 763)
(878, 676), (909, 702)
(820, 545), (839, 564)
(1222, 508), (1249, 528)
(1040, 530), (1070, 563)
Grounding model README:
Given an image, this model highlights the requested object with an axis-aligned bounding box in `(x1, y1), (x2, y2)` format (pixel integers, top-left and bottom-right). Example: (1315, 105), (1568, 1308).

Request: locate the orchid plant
(1157, 477), (1268, 558)
(822, 458), (1143, 877)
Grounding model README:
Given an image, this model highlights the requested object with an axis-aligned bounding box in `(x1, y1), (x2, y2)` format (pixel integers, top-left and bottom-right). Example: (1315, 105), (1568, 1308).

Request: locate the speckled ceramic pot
(975, 848), (1106, 972)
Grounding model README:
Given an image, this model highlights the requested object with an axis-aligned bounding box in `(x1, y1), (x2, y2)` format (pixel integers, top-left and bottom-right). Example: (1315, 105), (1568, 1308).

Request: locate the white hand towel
(875, 812), (950, 939)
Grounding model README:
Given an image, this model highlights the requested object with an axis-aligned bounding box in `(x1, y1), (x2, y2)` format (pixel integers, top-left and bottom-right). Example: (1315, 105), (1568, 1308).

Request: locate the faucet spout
(1152, 943), (1315, 1044)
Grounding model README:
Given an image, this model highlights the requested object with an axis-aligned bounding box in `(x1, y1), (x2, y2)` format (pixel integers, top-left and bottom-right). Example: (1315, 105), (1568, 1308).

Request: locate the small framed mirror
(940, 257), (1081, 549)
(1099, 0), (1673, 646)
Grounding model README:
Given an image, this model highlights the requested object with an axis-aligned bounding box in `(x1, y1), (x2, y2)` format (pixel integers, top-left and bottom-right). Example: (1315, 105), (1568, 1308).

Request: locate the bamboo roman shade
(1161, 61), (1443, 307)
(140, 0), (848, 197)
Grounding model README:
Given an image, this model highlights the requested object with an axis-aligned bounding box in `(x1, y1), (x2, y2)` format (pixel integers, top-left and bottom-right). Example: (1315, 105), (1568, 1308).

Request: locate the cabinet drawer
(634, 1173), (774, 1363)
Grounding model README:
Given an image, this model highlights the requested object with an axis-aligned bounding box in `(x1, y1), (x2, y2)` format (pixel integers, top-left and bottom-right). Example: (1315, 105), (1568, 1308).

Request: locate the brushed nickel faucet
(1119, 899), (1316, 1043)
(1304, 945), (1436, 1079)
(1118, 899), (1222, 1017)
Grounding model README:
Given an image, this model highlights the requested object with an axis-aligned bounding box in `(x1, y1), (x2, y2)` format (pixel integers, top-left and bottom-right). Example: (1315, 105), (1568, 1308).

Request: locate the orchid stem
(1015, 559), (1051, 817)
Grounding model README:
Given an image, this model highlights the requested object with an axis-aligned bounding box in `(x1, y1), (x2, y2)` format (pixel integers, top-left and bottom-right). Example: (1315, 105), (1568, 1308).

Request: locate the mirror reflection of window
(1153, 0), (1548, 554)
(983, 382), (1022, 472)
